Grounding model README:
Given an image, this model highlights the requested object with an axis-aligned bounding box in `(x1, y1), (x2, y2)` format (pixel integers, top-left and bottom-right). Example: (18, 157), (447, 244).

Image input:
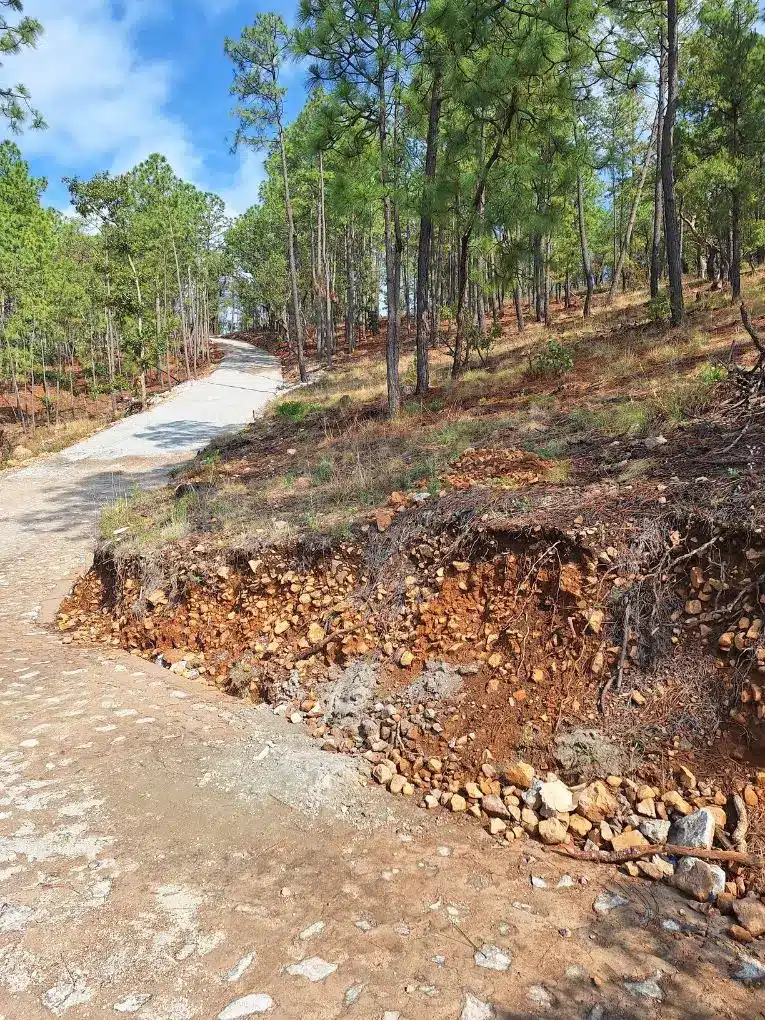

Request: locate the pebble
(593, 891), (629, 915)
(527, 985), (554, 1009)
(218, 995), (274, 1019)
(285, 957), (338, 982)
(531, 876), (548, 889)
(624, 977), (664, 1001)
(113, 995), (153, 1013)
(298, 921), (325, 940)
(460, 993), (495, 1020)
(224, 952), (257, 982)
(344, 984), (364, 1005)
(474, 944), (511, 971)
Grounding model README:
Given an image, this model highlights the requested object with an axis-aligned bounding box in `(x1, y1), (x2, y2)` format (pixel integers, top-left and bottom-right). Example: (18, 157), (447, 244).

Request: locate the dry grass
(99, 272), (765, 545)
(1, 416), (110, 467)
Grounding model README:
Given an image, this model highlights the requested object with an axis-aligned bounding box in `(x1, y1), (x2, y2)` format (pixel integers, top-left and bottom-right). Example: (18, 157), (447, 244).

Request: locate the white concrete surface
(61, 339), (283, 462)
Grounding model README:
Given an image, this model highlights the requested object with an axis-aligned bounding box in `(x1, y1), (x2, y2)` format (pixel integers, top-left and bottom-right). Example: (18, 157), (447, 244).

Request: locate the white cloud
(11, 0), (198, 180)
(216, 149), (267, 216)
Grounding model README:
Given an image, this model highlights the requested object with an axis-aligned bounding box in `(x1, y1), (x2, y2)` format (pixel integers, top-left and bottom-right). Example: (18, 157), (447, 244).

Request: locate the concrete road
(61, 340), (283, 462)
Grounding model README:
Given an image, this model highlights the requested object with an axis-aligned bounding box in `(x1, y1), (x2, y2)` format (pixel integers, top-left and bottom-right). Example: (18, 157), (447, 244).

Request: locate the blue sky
(7, 0), (308, 215)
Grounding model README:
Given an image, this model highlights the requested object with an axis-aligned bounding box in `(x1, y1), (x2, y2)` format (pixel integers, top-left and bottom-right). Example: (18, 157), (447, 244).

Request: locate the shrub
(276, 400), (314, 423)
(648, 293), (671, 323)
(531, 340), (574, 377)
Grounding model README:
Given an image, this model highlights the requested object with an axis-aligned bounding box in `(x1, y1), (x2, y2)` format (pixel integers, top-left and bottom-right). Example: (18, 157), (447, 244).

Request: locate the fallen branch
(731, 794), (749, 854)
(295, 620), (368, 661)
(550, 842), (757, 868)
(740, 303), (765, 356)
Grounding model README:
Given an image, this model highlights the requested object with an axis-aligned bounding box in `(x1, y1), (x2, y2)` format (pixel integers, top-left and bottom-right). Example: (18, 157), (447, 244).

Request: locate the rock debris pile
(57, 484), (765, 933)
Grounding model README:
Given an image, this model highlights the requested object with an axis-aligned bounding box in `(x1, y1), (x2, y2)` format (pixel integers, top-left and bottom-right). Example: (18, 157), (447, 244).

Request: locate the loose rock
(671, 857), (726, 902)
(668, 808), (715, 850)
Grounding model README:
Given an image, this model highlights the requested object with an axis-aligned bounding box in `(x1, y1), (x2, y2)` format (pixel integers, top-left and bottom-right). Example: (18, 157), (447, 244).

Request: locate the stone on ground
(671, 857), (725, 902)
(474, 944), (511, 971)
(668, 808), (715, 850)
(218, 994), (274, 1018)
(461, 993), (495, 1020)
(285, 957), (338, 981)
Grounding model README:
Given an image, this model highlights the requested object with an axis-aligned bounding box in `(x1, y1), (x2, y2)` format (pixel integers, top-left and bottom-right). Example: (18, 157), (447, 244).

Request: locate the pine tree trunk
(415, 67), (442, 395)
(731, 188), (742, 299)
(650, 28), (666, 300)
(345, 221), (356, 352)
(662, 0), (684, 326)
(378, 50), (400, 416)
(279, 123), (307, 382)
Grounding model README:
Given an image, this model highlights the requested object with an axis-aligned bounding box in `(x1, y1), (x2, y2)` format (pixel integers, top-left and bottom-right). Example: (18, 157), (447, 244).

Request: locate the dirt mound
(444, 447), (554, 489)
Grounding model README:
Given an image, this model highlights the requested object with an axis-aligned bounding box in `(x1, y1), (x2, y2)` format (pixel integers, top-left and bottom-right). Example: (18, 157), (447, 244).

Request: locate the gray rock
(527, 985), (554, 1009)
(285, 957), (338, 982)
(474, 944), (511, 971)
(403, 659), (463, 704)
(344, 984), (364, 1005)
(593, 891), (629, 915)
(624, 977), (664, 1001)
(522, 778), (543, 810)
(530, 875), (548, 889)
(668, 808), (715, 850)
(639, 819), (671, 844)
(113, 996), (153, 1014)
(732, 957), (765, 985)
(218, 995), (274, 1019)
(460, 993), (495, 1020)
(325, 661), (379, 728)
(671, 857), (725, 902)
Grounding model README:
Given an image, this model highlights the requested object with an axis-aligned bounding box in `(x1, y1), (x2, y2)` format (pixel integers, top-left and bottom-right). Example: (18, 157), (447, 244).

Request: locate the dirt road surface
(0, 342), (762, 1019)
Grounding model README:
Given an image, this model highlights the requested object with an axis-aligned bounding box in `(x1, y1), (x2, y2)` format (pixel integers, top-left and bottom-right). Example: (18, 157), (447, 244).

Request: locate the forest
(1, 0), (765, 430)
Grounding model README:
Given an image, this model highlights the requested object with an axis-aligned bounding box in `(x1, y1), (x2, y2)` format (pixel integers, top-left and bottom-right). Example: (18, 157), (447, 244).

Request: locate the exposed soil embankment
(57, 467), (765, 936)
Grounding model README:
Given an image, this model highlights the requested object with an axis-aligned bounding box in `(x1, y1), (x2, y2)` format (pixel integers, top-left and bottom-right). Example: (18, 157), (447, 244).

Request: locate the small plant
(698, 361), (727, 385)
(531, 340), (574, 377)
(200, 448), (221, 483)
(311, 456), (334, 485)
(648, 293), (671, 323)
(276, 400), (315, 424)
(426, 396), (445, 413)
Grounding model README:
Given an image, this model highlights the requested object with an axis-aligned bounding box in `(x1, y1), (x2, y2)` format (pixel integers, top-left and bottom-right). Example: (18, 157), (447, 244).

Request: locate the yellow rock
(610, 829), (649, 852)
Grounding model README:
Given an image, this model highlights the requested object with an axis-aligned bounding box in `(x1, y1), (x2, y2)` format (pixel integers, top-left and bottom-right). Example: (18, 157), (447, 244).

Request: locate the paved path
(62, 341), (283, 462)
(0, 344), (760, 1019)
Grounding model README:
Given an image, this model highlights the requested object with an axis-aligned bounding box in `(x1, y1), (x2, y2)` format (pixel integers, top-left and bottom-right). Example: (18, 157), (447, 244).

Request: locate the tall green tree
(0, 1), (43, 131)
(226, 14), (308, 382)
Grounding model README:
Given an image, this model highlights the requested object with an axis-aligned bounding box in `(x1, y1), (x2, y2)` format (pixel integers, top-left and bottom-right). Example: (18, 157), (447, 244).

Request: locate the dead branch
(550, 842), (758, 868)
(295, 620), (368, 661)
(740, 303), (765, 356)
(731, 793), (749, 854)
